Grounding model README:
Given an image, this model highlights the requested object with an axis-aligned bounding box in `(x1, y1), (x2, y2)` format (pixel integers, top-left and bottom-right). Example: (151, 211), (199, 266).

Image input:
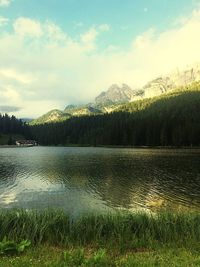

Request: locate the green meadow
(0, 210), (200, 266)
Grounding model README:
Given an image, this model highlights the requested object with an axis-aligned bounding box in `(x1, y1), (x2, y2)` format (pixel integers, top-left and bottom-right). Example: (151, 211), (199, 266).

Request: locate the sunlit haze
(0, 0), (200, 117)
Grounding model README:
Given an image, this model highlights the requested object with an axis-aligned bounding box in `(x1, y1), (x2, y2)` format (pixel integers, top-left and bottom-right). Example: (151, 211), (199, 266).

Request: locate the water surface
(0, 147), (199, 215)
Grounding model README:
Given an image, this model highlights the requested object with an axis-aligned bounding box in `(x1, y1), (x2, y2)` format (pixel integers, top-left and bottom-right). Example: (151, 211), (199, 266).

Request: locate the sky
(0, 0), (200, 118)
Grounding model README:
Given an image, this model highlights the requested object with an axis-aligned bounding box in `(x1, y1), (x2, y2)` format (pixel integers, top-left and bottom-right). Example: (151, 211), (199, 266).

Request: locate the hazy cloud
(0, 0), (11, 7)
(0, 105), (21, 113)
(0, 9), (199, 117)
(80, 27), (98, 49)
(0, 16), (9, 26)
(98, 24), (110, 32)
(74, 21), (83, 28)
(14, 17), (43, 37)
(0, 69), (34, 84)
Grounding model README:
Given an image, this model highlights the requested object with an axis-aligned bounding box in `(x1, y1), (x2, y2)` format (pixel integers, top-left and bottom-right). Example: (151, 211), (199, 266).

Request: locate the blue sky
(1, 0), (198, 48)
(0, 0), (200, 117)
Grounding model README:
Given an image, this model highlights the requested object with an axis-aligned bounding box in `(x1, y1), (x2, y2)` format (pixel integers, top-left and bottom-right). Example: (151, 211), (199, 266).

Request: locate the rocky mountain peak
(95, 83), (135, 105)
(142, 64), (200, 98)
(31, 63), (200, 125)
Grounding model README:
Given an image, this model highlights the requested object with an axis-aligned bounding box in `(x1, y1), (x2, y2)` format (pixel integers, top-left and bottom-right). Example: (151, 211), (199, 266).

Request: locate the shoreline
(56, 144), (200, 149)
(0, 145), (35, 148)
(1, 144), (200, 149)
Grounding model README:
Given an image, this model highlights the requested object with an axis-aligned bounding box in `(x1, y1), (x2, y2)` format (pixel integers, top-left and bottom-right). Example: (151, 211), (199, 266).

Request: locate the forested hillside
(30, 64), (200, 125)
(30, 82), (200, 147)
(0, 114), (30, 145)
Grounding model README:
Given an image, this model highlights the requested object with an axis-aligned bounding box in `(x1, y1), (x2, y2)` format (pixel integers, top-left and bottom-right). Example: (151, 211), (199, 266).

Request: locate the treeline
(30, 86), (200, 147)
(0, 114), (31, 143)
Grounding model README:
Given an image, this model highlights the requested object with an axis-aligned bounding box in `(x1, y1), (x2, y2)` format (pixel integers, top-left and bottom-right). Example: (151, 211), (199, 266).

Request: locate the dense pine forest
(0, 114), (30, 145)
(30, 82), (200, 147)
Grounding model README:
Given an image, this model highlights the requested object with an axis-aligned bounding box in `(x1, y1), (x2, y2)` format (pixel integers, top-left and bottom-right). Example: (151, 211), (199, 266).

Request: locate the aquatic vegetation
(0, 210), (200, 249)
(0, 210), (200, 266)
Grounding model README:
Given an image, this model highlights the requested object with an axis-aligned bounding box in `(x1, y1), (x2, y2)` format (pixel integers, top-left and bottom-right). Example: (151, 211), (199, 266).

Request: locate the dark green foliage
(0, 238), (31, 255)
(30, 82), (200, 146)
(7, 136), (13, 145)
(1, 210), (200, 249)
(0, 114), (31, 140)
(58, 249), (109, 267)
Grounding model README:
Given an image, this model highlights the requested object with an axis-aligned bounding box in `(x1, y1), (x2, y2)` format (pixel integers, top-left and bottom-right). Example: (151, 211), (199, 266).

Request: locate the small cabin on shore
(16, 140), (38, 147)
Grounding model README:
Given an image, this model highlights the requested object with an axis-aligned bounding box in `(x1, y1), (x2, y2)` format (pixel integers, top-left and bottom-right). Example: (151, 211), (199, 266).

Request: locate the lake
(0, 147), (200, 215)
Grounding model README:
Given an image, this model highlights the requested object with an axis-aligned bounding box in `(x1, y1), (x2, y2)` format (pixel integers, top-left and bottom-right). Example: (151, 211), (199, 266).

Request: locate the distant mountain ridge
(30, 109), (71, 125)
(64, 105), (102, 116)
(30, 82), (200, 146)
(141, 63), (200, 98)
(30, 63), (200, 125)
(95, 83), (135, 105)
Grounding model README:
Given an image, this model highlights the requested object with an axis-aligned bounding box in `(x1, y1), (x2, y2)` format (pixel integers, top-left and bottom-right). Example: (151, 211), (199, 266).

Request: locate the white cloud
(2, 86), (20, 102)
(0, 0), (11, 7)
(0, 16), (9, 26)
(80, 24), (110, 51)
(74, 21), (83, 28)
(120, 25), (129, 31)
(45, 22), (67, 41)
(0, 69), (34, 84)
(80, 27), (98, 51)
(13, 17), (70, 44)
(0, 9), (200, 117)
(130, 8), (200, 76)
(99, 24), (110, 32)
(14, 17), (43, 37)
(134, 28), (155, 50)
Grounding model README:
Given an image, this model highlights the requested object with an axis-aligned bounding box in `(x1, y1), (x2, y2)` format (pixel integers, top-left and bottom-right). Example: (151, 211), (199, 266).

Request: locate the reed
(0, 210), (200, 250)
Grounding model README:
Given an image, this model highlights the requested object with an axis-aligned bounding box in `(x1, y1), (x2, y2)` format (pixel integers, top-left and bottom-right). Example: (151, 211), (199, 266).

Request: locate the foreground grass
(1, 210), (200, 266)
(1, 245), (200, 267)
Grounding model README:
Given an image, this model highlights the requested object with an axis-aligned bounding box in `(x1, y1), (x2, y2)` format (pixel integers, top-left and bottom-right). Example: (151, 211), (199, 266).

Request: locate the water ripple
(0, 147), (199, 213)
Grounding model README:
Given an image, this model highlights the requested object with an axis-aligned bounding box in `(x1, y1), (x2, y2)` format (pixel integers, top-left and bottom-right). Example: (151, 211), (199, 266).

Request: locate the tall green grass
(0, 210), (200, 249)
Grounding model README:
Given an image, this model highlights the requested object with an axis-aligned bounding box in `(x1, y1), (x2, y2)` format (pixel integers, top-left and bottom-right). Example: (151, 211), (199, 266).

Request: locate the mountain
(64, 105), (102, 116)
(30, 81), (200, 146)
(30, 63), (200, 125)
(30, 106), (103, 125)
(95, 83), (135, 105)
(141, 63), (200, 98)
(30, 109), (71, 125)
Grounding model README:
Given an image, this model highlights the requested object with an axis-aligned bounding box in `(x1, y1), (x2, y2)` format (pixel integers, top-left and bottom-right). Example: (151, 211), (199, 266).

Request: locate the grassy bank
(1, 210), (200, 266)
(1, 244), (200, 267)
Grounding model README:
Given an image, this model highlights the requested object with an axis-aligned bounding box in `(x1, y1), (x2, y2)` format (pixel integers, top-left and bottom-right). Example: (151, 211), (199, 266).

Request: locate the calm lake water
(0, 147), (200, 215)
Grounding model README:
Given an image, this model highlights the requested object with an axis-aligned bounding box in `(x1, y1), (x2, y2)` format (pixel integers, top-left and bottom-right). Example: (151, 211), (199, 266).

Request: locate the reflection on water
(0, 147), (200, 215)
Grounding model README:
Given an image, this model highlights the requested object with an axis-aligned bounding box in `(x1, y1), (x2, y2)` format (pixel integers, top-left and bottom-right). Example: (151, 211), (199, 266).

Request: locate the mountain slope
(30, 81), (200, 146)
(64, 105), (102, 116)
(30, 84), (139, 125)
(95, 83), (135, 105)
(141, 63), (200, 98)
(31, 63), (200, 125)
(30, 109), (71, 125)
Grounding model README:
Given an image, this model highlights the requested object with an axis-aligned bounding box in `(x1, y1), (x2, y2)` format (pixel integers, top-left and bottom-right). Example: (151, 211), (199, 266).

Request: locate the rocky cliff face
(142, 64), (200, 98)
(31, 63), (200, 125)
(95, 84), (135, 105)
(95, 64), (200, 104)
